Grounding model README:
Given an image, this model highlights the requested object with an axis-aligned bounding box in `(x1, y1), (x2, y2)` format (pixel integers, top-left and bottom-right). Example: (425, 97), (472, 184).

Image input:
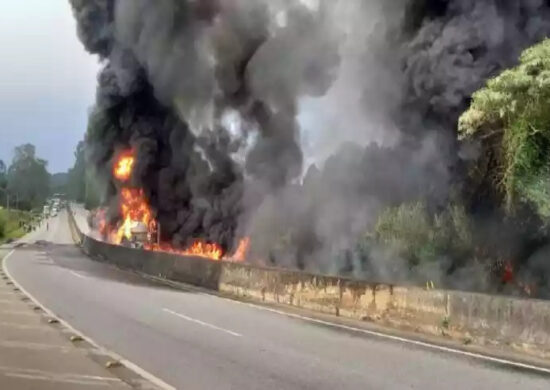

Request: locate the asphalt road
(4, 211), (549, 389)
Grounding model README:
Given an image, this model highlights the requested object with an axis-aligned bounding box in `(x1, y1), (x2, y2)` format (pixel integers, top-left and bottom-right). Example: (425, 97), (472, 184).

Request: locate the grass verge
(0, 209), (34, 244)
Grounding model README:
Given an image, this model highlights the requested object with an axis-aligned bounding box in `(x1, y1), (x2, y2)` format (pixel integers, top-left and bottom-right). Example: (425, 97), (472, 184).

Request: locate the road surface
(3, 210), (549, 389)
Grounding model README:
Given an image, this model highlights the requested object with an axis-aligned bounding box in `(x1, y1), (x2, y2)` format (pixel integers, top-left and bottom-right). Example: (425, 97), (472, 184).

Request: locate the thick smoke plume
(70, 0), (550, 290)
(71, 0), (341, 251)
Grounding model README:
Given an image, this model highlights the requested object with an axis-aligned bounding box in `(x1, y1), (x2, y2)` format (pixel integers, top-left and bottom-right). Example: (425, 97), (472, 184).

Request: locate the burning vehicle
(89, 149), (249, 260)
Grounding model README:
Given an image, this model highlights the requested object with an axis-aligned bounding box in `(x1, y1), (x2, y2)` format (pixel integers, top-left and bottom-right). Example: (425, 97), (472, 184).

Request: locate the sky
(0, 1), (100, 173)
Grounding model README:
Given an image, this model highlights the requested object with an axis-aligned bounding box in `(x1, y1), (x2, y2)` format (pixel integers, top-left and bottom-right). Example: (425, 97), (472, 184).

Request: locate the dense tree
(67, 141), (86, 202)
(459, 39), (550, 219)
(66, 140), (101, 209)
(0, 159), (6, 207)
(50, 173), (69, 195)
(7, 144), (50, 210)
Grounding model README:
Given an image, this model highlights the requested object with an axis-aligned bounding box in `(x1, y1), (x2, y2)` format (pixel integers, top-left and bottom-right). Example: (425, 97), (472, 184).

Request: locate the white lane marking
(149, 276), (550, 375)
(70, 271), (87, 279)
(163, 308), (242, 337)
(2, 250), (176, 390)
(37, 258), (55, 264)
(3, 249), (14, 260)
(34, 252), (54, 264)
(9, 239), (547, 377)
(215, 295), (550, 375)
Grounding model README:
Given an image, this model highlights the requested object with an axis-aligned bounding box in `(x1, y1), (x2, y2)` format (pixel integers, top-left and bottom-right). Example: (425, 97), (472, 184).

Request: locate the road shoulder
(0, 246), (172, 390)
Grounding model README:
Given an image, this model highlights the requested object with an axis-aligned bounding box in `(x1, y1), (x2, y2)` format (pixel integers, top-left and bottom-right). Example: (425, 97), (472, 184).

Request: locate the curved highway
(3, 210), (549, 389)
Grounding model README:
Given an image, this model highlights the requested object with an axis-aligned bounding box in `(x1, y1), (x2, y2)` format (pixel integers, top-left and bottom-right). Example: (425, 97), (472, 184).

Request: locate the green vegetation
(66, 141), (86, 202)
(366, 38), (550, 276)
(0, 209), (34, 243)
(66, 140), (101, 209)
(6, 144), (50, 210)
(83, 169), (102, 210)
(373, 202), (472, 265)
(0, 159), (7, 208)
(459, 38), (550, 218)
(50, 172), (69, 196)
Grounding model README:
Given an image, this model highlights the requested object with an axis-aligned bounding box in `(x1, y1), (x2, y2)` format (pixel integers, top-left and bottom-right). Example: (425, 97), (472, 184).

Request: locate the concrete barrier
(81, 234), (223, 290)
(66, 206), (550, 359)
(219, 264), (550, 358)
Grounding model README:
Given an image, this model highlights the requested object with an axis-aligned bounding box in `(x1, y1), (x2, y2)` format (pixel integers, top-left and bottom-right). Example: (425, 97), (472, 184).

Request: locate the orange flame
(93, 208), (108, 236)
(183, 241), (224, 259)
(113, 188), (154, 244)
(144, 238), (249, 261)
(113, 152), (135, 182)
(101, 150), (250, 262)
(148, 241), (224, 260)
(228, 237), (250, 262)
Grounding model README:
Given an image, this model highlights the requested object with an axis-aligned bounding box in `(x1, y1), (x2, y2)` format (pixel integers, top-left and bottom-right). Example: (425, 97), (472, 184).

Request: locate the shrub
(373, 202), (472, 265)
(459, 38), (550, 218)
(0, 212), (6, 239)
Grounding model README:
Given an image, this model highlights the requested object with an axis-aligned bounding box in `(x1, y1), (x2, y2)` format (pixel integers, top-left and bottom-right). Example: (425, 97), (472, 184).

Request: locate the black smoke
(402, 0), (550, 133)
(70, 0), (550, 281)
(240, 0), (550, 286)
(70, 0), (340, 252)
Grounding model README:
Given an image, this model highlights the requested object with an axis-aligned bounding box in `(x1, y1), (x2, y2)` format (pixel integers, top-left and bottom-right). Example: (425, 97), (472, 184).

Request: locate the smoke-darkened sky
(0, 1), (99, 173)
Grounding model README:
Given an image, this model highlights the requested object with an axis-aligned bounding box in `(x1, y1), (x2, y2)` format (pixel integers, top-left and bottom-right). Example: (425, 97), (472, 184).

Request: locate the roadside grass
(0, 209), (35, 244)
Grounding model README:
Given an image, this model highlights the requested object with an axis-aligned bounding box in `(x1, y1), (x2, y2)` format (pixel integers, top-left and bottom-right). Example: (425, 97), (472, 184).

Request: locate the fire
(182, 241), (224, 259)
(95, 208), (108, 236)
(111, 188), (154, 244)
(229, 237), (250, 262)
(97, 149), (249, 262)
(113, 152), (135, 182)
(147, 241), (224, 260)
(145, 237), (249, 261)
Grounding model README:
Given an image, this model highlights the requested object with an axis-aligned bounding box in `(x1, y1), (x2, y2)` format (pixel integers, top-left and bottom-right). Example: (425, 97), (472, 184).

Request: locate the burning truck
(88, 149), (249, 261)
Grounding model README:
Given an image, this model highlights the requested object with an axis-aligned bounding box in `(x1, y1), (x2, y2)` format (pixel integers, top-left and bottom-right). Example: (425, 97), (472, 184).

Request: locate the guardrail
(66, 204), (550, 360)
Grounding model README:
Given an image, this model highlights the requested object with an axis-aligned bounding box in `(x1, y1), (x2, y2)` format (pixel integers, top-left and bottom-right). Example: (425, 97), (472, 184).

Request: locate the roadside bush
(0, 212), (6, 239)
(459, 38), (550, 218)
(0, 210), (33, 242)
(373, 202), (473, 265)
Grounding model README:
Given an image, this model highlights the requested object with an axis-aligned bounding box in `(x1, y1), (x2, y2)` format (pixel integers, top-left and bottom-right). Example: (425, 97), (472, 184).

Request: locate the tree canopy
(67, 141), (86, 202)
(66, 140), (101, 209)
(0, 159), (7, 207)
(7, 144), (50, 210)
(459, 38), (550, 219)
